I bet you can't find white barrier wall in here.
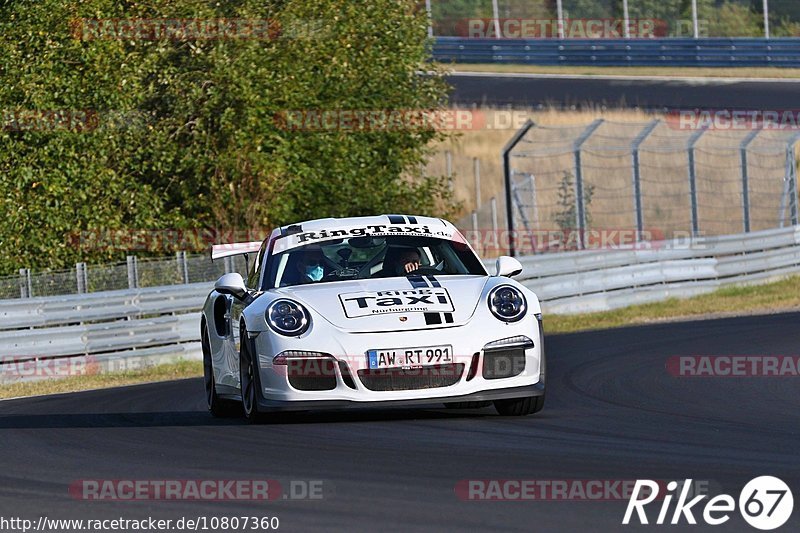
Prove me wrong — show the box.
[507,226,800,314]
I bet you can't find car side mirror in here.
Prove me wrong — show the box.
[494,256,523,277]
[214,273,249,301]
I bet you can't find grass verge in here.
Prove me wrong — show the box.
[3,276,800,399]
[0,359,203,400]
[443,63,800,79]
[545,275,800,334]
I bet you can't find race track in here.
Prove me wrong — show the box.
[448,72,800,110]
[1,312,798,532]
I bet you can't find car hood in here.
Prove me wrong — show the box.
[273,275,489,332]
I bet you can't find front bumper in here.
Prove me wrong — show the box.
[252,315,545,406]
[256,383,545,412]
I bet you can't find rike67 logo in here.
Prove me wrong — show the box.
[623,477,794,530]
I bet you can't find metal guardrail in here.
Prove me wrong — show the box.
[433,37,800,67]
[0,283,210,384]
[516,226,800,313]
[3,226,800,384]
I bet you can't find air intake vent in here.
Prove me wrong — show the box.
[357,363,464,391]
[287,359,337,391]
[483,349,526,380]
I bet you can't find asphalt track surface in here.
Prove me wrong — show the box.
[448,72,800,110]
[1,312,798,532]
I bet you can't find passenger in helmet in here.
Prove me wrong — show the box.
[295,249,326,283]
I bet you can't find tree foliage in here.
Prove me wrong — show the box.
[0,0,454,274]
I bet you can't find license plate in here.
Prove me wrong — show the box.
[367,345,453,370]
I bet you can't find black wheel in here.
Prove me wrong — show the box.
[203,329,240,418]
[239,331,266,423]
[444,401,492,409]
[493,394,545,416]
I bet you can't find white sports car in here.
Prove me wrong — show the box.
[201,215,545,421]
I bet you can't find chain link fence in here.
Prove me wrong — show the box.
[429,0,800,38]
[449,120,800,257]
[1,253,249,300]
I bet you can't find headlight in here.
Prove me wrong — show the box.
[266,299,310,336]
[488,285,527,322]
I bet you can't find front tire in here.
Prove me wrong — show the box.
[494,394,545,416]
[239,331,265,423]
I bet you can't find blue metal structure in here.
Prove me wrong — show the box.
[433,37,800,67]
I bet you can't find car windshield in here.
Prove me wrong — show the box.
[265,235,485,289]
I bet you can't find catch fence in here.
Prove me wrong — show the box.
[452,119,800,257]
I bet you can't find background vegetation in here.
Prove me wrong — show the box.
[0,0,454,275]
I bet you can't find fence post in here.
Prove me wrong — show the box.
[445,150,453,191]
[76,262,87,294]
[502,119,536,257]
[176,251,189,284]
[573,119,604,250]
[529,173,539,228]
[687,126,708,237]
[127,256,139,289]
[490,196,498,255]
[424,0,433,38]
[783,134,800,227]
[471,210,481,256]
[631,120,660,242]
[555,0,565,39]
[739,128,762,233]
[473,157,481,211]
[622,0,631,39]
[792,143,800,227]
[19,268,31,298]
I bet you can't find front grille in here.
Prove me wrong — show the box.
[287,359,337,391]
[357,363,465,391]
[483,348,526,380]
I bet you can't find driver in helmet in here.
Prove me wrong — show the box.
[379,247,421,277]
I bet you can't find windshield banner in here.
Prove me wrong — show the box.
[272,224,458,254]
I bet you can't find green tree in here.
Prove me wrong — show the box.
[694,0,763,36]
[0,0,454,274]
